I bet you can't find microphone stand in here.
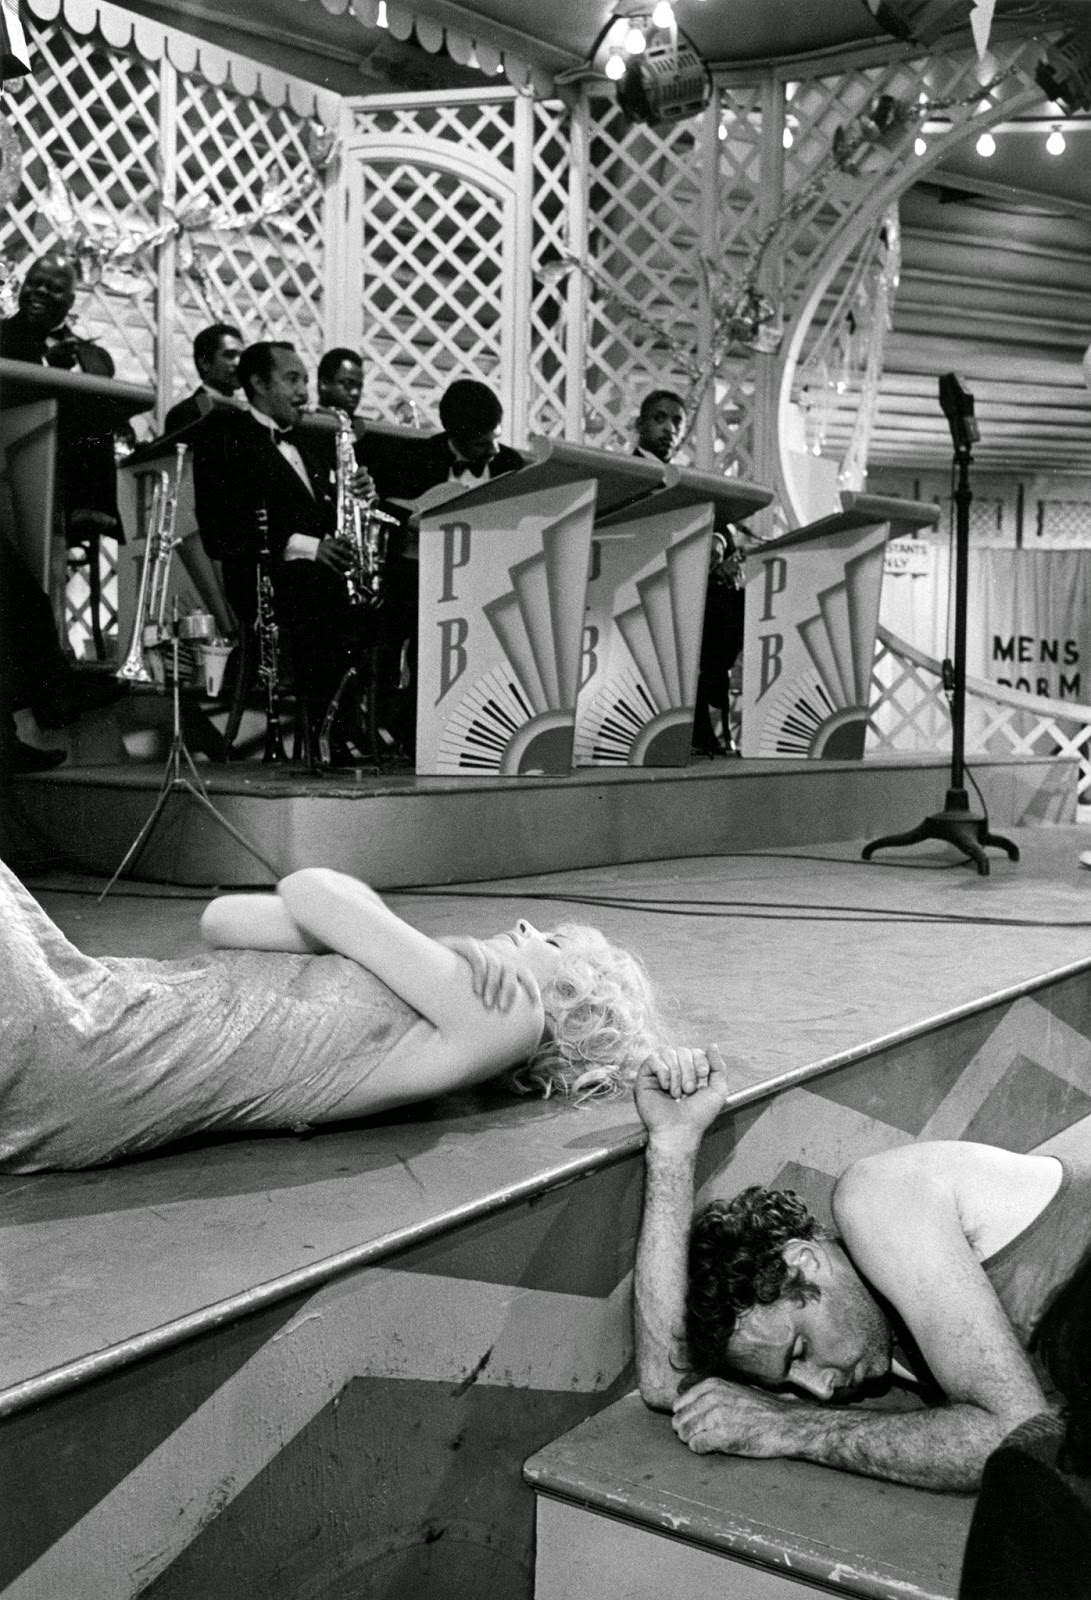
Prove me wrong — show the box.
[862,376,1019,877]
[99,606,281,899]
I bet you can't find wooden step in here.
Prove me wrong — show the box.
[525,1391,975,1600]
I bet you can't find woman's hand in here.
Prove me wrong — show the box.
[443,936,541,1014]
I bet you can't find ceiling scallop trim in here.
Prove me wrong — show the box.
[25,0,344,118]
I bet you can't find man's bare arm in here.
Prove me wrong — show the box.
[830,1147,1051,1484]
[672,1376,1021,1490]
[633,1049,731,1410]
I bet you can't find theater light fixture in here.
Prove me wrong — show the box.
[591,5,712,128]
[1036,34,1091,116]
[859,0,976,47]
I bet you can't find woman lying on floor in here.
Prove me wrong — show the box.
[1,859,685,1172]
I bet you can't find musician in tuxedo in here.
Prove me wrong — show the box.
[163,323,244,435]
[633,389,687,465]
[191,340,372,755]
[631,386,744,756]
[0,253,124,551]
[360,378,524,753]
[317,348,364,418]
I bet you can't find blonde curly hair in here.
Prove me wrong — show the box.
[504,923,667,1102]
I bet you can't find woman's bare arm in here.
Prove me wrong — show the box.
[276,868,544,1108]
[200,892,328,953]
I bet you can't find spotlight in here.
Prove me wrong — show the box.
[1036,34,1091,116]
[615,31,712,127]
[859,0,972,47]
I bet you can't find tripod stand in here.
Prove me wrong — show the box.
[862,375,1018,877]
[99,622,281,900]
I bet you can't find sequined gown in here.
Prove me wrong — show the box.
[0,858,418,1172]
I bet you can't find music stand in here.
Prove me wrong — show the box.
[862,374,1019,876]
[98,609,280,899]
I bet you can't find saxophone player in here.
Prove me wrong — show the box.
[191,341,374,763]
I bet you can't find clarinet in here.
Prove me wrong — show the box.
[255,503,287,765]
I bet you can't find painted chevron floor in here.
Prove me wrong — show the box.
[5,823,1091,1599]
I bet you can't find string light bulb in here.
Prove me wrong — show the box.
[651,1,675,26]
[976,131,996,157]
[625,25,647,54]
[782,126,794,149]
[914,135,927,156]
[604,50,627,80]
[1046,125,1067,155]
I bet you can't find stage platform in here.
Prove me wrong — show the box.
[5,825,1091,1598]
[3,744,1076,887]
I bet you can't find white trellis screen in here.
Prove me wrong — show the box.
[1,0,336,657]
[870,625,1091,810]
[340,93,531,435]
[0,2,1054,659]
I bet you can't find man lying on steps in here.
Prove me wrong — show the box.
[633,1047,1091,1491]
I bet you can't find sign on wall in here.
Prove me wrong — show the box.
[971,549,1091,703]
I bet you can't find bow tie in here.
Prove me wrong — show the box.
[273,425,294,443]
[44,336,79,370]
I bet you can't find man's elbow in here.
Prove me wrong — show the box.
[638,1377,677,1413]
[636,1355,683,1413]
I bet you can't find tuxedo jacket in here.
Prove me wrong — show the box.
[163,390,210,436]
[359,430,524,568]
[0,313,115,379]
[0,314,121,542]
[192,407,336,565]
[360,429,524,508]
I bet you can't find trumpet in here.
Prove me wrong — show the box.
[117,442,188,682]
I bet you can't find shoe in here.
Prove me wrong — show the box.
[2,739,66,775]
[32,671,128,730]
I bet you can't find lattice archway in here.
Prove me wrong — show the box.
[771,38,1049,525]
[338,127,528,435]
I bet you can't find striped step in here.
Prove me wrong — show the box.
[525,1391,974,1600]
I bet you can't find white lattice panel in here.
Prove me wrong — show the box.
[0,1,330,656]
[347,96,523,427]
[3,11,160,384]
[528,98,575,439]
[172,79,326,386]
[869,629,1091,806]
[578,95,707,456]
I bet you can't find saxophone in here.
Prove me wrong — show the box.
[331,407,396,607]
[254,502,287,764]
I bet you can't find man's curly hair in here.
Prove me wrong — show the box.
[685,1186,827,1378]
